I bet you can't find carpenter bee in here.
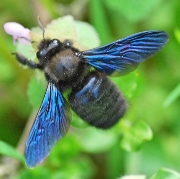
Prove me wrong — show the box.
[13,28,168,168]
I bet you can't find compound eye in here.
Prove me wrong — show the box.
[52,39,59,44]
[37,49,46,58]
[50,39,60,48]
[36,39,61,59]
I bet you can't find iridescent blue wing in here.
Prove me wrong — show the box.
[25,81,71,168]
[82,31,168,76]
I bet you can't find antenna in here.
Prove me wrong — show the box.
[37,15,45,40]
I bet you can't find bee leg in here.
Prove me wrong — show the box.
[12,52,42,69]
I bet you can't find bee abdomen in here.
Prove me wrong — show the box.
[69,72,127,129]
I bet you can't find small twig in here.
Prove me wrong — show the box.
[0,110,37,179]
[16,110,37,153]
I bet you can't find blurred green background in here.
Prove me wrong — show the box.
[1,0,180,179]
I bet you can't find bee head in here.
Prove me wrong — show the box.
[36,39,62,60]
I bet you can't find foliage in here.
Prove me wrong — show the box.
[0,0,180,179]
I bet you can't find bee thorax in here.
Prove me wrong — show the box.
[44,49,80,81]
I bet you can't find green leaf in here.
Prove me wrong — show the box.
[104,0,163,23]
[0,140,24,162]
[16,42,36,61]
[120,120,153,151]
[30,15,100,51]
[48,135,81,166]
[74,20,100,49]
[150,168,180,179]
[0,58,15,81]
[49,157,95,179]
[111,72,138,99]
[71,111,88,128]
[119,175,146,179]
[27,77,46,109]
[174,28,180,44]
[18,167,51,179]
[75,127,118,153]
[163,83,180,108]
[89,0,112,44]
[44,15,78,43]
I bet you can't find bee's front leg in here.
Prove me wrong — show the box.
[12,52,43,69]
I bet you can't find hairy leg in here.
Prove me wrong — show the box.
[12,52,42,69]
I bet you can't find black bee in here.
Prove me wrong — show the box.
[13,30,168,168]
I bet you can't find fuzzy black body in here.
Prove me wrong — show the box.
[37,39,90,90]
[37,39,127,128]
[13,30,168,167]
[69,72,127,128]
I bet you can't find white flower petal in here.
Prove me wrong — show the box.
[4,22,31,45]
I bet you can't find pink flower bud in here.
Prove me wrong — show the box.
[4,22,31,45]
